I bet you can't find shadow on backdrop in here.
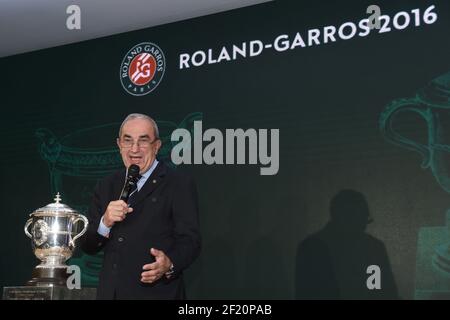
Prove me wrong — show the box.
[295,189,399,299]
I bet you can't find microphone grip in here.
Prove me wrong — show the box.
[120,187,131,202]
[119,179,138,203]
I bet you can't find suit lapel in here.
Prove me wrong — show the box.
[131,161,167,207]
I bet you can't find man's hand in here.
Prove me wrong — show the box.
[102,200,133,228]
[141,248,173,283]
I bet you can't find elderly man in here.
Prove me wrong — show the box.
[81,113,201,300]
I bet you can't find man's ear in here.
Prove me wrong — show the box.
[116,138,121,149]
[155,139,162,154]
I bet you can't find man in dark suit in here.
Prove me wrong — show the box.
[81,113,201,299]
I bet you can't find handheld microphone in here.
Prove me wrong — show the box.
[119,164,141,203]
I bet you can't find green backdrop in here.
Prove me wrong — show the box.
[1,0,450,299]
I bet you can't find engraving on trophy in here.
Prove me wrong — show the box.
[2,286,97,300]
[35,113,202,286]
[3,287,52,300]
[380,71,450,298]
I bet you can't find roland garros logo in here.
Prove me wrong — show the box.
[120,42,166,96]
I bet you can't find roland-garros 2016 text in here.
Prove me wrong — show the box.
[179,4,438,69]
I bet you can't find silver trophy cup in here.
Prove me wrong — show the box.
[24,193,88,286]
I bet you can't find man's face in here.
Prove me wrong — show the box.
[117,118,161,174]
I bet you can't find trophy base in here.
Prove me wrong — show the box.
[3,286,97,300]
[415,226,450,299]
[27,267,68,287]
[432,243,450,276]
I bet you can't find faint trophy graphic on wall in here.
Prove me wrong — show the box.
[36,112,202,286]
[24,193,88,286]
[380,71,450,299]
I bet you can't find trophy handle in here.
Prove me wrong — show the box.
[24,218,33,239]
[70,215,89,247]
[379,97,432,169]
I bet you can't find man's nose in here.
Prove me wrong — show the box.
[131,142,140,152]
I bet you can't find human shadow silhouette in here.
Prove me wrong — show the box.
[295,189,399,299]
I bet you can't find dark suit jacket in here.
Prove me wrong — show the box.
[81,161,201,299]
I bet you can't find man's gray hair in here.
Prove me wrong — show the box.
[118,113,160,139]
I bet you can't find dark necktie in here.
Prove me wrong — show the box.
[127,175,142,206]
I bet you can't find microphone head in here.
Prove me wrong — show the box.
[128,164,140,178]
